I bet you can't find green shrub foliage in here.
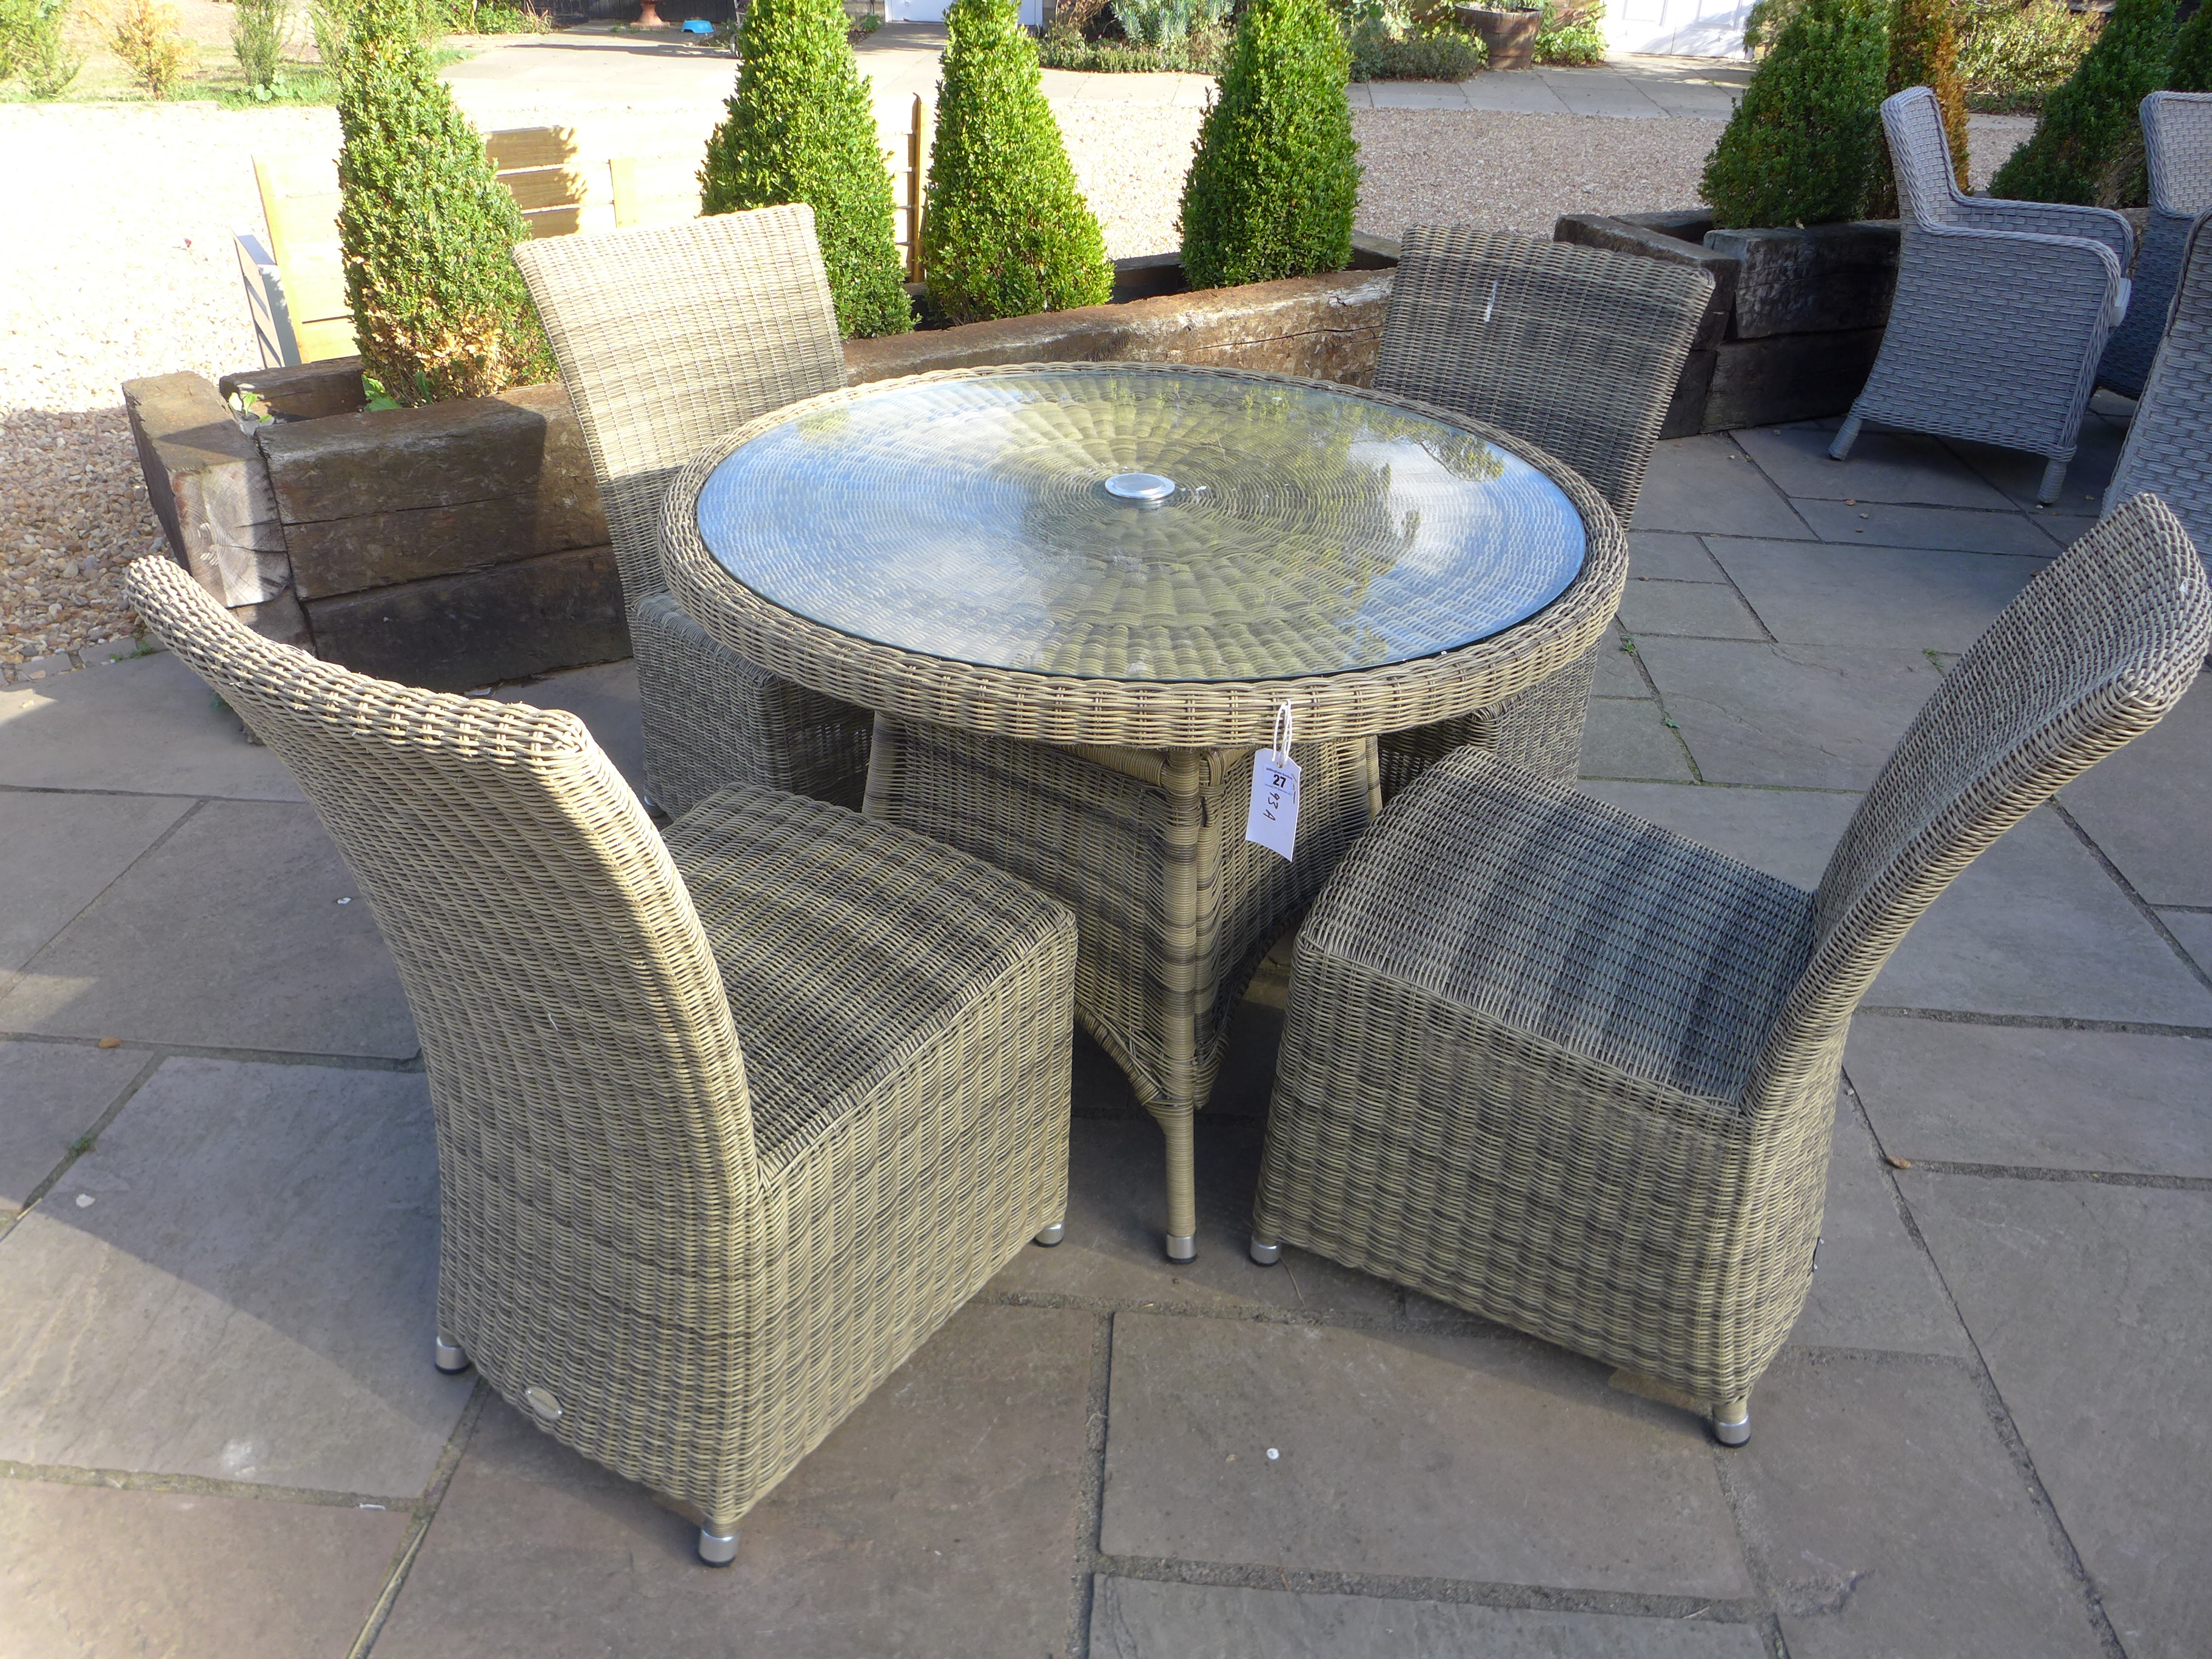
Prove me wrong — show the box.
[0,0,81,96]
[1700,0,1888,227]
[335,0,554,404]
[1890,0,1970,184]
[699,0,912,337]
[2167,0,2212,89]
[1989,0,2173,201]
[922,0,1113,323]
[1179,0,1361,289]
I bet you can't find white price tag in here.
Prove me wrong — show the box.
[1244,703,1301,861]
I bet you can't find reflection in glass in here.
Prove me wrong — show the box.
[698,368,1586,682]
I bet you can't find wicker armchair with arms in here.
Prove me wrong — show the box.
[1832,86,2134,504]
[1370,227,1714,795]
[2099,92,2212,400]
[512,204,874,817]
[2106,213,2212,566]
[1248,494,2210,1446]
[124,555,1079,1567]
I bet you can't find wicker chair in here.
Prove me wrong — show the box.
[2099,92,2212,400]
[2106,216,2212,561]
[124,555,1078,1567]
[1249,494,2210,1446]
[1370,228,1714,795]
[1833,86,2134,504]
[512,204,873,817]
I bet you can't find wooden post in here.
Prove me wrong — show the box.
[905,93,925,282]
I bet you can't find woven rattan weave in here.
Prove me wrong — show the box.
[2099,93,2212,400]
[662,361,1625,1258]
[2106,215,2212,563]
[124,554,1078,1563]
[1368,227,1712,793]
[1834,87,2134,504]
[1252,494,2210,1441]
[512,204,873,815]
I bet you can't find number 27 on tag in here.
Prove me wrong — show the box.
[1245,702,1301,860]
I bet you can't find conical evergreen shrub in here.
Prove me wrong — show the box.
[1178,0,1359,290]
[1989,0,2173,203]
[1701,0,1888,228]
[699,0,911,337]
[2168,0,2212,89]
[335,0,554,405]
[1889,0,1969,186]
[922,0,1113,324]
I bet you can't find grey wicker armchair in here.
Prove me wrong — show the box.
[2106,217,2212,561]
[1371,227,1714,794]
[512,204,873,816]
[124,554,1078,1567]
[2099,92,2212,400]
[1833,86,2134,504]
[1250,494,2210,1446]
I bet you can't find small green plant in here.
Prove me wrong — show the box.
[1114,0,1229,45]
[699,0,913,336]
[1036,16,1226,68]
[336,0,554,403]
[1700,0,1888,227]
[233,0,288,92]
[1989,0,2171,203]
[1533,0,1606,65]
[1180,0,1361,289]
[854,8,879,30]
[2168,0,2212,89]
[1338,1,1486,80]
[108,0,190,96]
[1,0,82,96]
[922,0,1113,323]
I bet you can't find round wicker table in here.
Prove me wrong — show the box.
[662,363,1628,1260]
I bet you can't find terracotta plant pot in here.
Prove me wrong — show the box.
[1455,4,1538,71]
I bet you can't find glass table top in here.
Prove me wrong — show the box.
[696,367,1587,682]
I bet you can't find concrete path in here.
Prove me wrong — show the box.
[3,401,2209,1655]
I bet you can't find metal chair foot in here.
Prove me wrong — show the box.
[1033,1221,1066,1247]
[1164,1232,1197,1263]
[432,1336,469,1375]
[1711,1399,1751,1447]
[697,1526,739,1566]
[1248,1238,1282,1265]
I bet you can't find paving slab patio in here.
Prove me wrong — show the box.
[0,1481,410,1658]
[370,1303,1098,1659]
[1906,1176,2212,1659]
[1086,1578,1771,1657]
[0,1057,468,1496]
[2,411,2206,1655]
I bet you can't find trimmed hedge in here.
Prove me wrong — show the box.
[699,0,913,337]
[922,0,1113,323]
[335,0,554,405]
[1701,0,1888,229]
[1179,0,1362,289]
[1989,0,2173,203]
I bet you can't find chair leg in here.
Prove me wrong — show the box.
[1160,1107,1198,1262]
[2037,455,2070,505]
[1711,1396,1752,1447]
[432,1335,469,1375]
[697,1526,740,1567]
[1033,1221,1066,1247]
[1248,1238,1282,1265]
[1828,415,1862,461]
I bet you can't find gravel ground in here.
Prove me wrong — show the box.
[4,90,2028,675]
